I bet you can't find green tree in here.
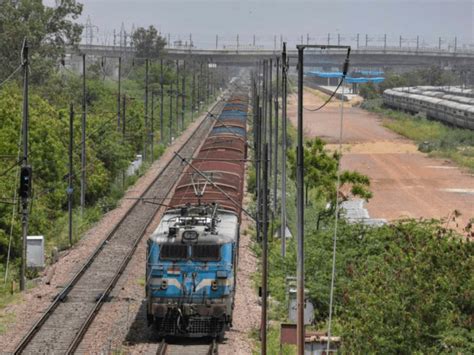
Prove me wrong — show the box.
[288,138,372,206]
[0,0,83,83]
[132,25,167,59]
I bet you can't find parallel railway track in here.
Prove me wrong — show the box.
[14,99,225,354]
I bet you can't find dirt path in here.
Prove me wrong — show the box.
[288,90,474,230]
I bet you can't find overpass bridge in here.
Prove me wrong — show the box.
[68,44,474,71]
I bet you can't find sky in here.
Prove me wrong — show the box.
[45,0,473,49]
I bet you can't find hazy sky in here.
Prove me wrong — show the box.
[45,0,473,48]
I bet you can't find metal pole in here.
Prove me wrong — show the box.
[20,39,29,291]
[122,94,126,189]
[357,33,360,49]
[160,58,164,143]
[327,33,330,46]
[176,60,180,131]
[207,61,210,102]
[281,42,288,256]
[255,98,261,244]
[169,83,173,143]
[274,57,279,213]
[182,61,186,129]
[216,34,218,50]
[416,35,419,51]
[268,58,273,185]
[261,143,269,355]
[68,104,74,247]
[366,34,368,47]
[117,57,121,129]
[192,63,196,120]
[81,54,86,215]
[384,34,387,51]
[144,58,149,161]
[296,45,305,355]
[151,92,155,161]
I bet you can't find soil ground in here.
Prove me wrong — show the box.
[288,89,474,230]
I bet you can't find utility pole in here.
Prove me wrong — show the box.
[274,57,279,213]
[268,58,273,189]
[439,37,442,50]
[20,39,30,291]
[144,58,149,161]
[384,34,387,51]
[357,33,360,49]
[281,42,288,256]
[206,62,210,102]
[454,36,457,52]
[306,33,309,45]
[399,35,402,48]
[81,54,86,215]
[261,143,269,355]
[199,61,203,109]
[151,92,155,161]
[253,34,256,47]
[160,58,164,143]
[255,102,262,244]
[181,61,186,130]
[176,60,180,131]
[68,104,74,247]
[416,35,419,51]
[296,45,305,355]
[236,34,239,51]
[216,34,218,50]
[169,82,173,143]
[327,33,330,46]
[192,63,196,121]
[366,34,368,47]
[117,57,121,129]
[122,94,126,190]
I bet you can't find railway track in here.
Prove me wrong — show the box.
[156,338,218,355]
[13,98,226,355]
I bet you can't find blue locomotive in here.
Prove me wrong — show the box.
[146,204,238,338]
[146,94,248,338]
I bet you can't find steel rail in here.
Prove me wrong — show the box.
[13,97,226,355]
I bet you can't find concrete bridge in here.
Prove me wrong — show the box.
[68,44,474,71]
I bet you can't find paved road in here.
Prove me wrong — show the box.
[288,89,474,231]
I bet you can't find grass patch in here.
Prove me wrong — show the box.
[362,99,474,172]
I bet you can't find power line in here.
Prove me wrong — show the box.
[0,64,23,88]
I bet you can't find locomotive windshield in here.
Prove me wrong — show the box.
[159,244,188,260]
[191,244,220,261]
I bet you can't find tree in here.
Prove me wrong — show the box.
[288,138,372,206]
[0,0,83,83]
[132,25,167,58]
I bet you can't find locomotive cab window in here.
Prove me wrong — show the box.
[192,244,220,261]
[160,244,188,260]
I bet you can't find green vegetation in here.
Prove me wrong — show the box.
[0,1,223,330]
[249,91,473,353]
[362,99,474,172]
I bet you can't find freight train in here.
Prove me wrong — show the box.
[145,92,248,339]
[382,86,474,130]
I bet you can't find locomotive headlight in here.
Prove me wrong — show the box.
[216,270,227,279]
[161,280,168,290]
[211,280,218,291]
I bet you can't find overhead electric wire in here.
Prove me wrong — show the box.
[0,64,23,88]
[326,81,346,353]
[303,78,344,112]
